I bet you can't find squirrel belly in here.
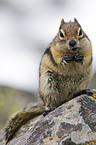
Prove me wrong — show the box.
[5,18,92,144]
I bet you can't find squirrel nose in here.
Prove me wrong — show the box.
[69,40,76,47]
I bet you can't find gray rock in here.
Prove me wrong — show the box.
[1,90,96,145]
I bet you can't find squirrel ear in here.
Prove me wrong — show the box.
[74,18,81,27]
[74,18,78,23]
[59,18,65,30]
[61,18,65,25]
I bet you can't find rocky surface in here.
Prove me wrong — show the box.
[0,89,96,145]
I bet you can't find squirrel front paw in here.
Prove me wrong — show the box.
[62,54,84,65]
[63,54,73,63]
[73,54,84,63]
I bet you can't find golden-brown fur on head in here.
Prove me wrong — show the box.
[60,19,80,39]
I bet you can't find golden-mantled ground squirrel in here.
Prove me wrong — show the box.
[5,18,93,143]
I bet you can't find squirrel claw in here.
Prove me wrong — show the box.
[73,54,84,63]
[63,55,73,63]
[43,107,57,117]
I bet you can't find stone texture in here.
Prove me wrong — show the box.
[1,90,96,145]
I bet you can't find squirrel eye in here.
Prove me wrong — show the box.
[78,28,83,37]
[59,30,65,40]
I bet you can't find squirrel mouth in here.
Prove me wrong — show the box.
[71,47,78,52]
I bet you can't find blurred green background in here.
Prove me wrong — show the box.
[0,86,39,129]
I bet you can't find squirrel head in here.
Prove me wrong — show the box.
[52,18,91,55]
[59,18,82,39]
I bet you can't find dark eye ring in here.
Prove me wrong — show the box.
[60,31,64,38]
[59,30,65,40]
[78,28,83,37]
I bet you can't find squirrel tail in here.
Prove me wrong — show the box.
[5,103,45,144]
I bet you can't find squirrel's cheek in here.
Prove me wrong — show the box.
[79,38,90,51]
